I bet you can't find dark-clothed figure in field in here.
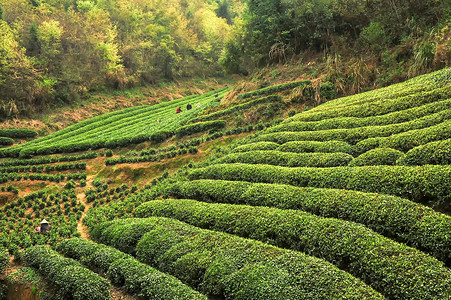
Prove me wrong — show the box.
[187,103,192,110]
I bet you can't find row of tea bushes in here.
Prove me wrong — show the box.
[355,119,451,153]
[175,120,226,137]
[164,180,451,265]
[105,147,197,166]
[0,162,86,174]
[0,137,14,146]
[214,150,353,167]
[0,172,86,184]
[135,199,451,299]
[398,139,451,165]
[24,245,111,300]
[91,218,383,299]
[280,98,451,130]
[236,80,311,100]
[293,85,451,122]
[349,148,405,166]
[189,95,283,123]
[0,128,38,139]
[253,109,451,145]
[312,69,450,110]
[189,164,451,208]
[56,238,208,300]
[0,152,97,167]
[233,140,355,155]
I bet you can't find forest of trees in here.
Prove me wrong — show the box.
[0,0,449,118]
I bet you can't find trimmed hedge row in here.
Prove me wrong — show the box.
[57,238,207,300]
[355,119,451,153]
[0,162,86,174]
[232,141,279,153]
[292,85,451,122]
[253,109,451,145]
[189,164,451,210]
[276,140,354,154]
[349,148,405,166]
[0,128,38,138]
[24,245,111,300]
[0,152,97,167]
[0,137,14,146]
[397,138,451,165]
[189,95,284,123]
[280,98,451,130]
[0,248,8,275]
[214,150,353,167]
[237,80,311,100]
[135,199,451,299]
[92,218,382,299]
[164,180,451,265]
[175,120,226,138]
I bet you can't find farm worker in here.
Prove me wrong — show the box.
[187,103,192,110]
[176,107,182,113]
[196,102,201,108]
[215,91,219,101]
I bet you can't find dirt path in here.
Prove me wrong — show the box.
[76,175,95,240]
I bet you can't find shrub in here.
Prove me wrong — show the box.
[24,245,111,300]
[165,179,451,265]
[0,247,8,275]
[349,148,405,166]
[105,149,113,157]
[135,199,451,299]
[215,150,353,167]
[57,238,207,299]
[189,164,451,211]
[175,120,226,138]
[397,138,451,165]
[92,218,382,299]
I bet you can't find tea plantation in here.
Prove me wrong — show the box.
[1,69,450,299]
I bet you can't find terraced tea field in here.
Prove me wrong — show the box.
[1,69,451,299]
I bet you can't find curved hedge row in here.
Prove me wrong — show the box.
[349,148,405,166]
[164,180,451,265]
[0,128,38,139]
[0,152,97,167]
[237,80,311,100]
[231,141,280,152]
[189,95,284,123]
[276,140,354,154]
[291,85,451,122]
[24,245,111,300]
[57,238,207,300]
[214,150,353,167]
[175,120,226,137]
[0,137,14,146]
[92,218,382,299]
[397,138,451,165]
[355,119,451,153]
[253,109,451,145]
[189,164,451,210]
[135,199,451,299]
[279,98,451,131]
